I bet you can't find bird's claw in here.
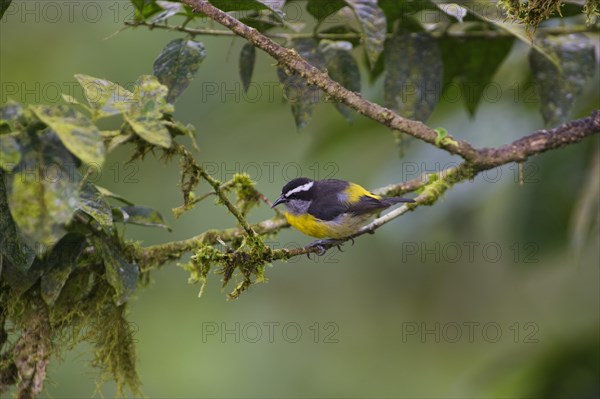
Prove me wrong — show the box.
[307,239,346,256]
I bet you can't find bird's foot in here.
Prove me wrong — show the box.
[307,238,346,256]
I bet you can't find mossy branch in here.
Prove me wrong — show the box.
[170,143,256,237]
[134,111,599,270]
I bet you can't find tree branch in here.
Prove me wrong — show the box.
[473,110,600,168]
[134,110,599,267]
[172,143,256,237]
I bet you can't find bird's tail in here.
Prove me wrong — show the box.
[380,196,415,206]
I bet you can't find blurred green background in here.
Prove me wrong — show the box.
[2,2,599,398]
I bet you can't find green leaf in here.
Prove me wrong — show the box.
[0,171,35,271]
[95,185,135,205]
[239,43,256,93]
[74,74,134,119]
[1,0,13,19]
[125,75,173,148]
[530,34,596,127]
[345,0,387,68]
[439,36,514,116]
[384,32,442,122]
[0,132,22,171]
[434,127,447,146]
[433,127,457,149]
[40,233,87,305]
[112,206,171,231]
[93,237,139,305]
[320,40,361,122]
[379,0,438,26]
[78,181,113,229]
[153,39,206,103]
[277,39,326,129]
[124,115,172,148]
[306,0,346,23]
[131,0,163,20]
[149,1,184,23]
[5,132,82,248]
[30,104,105,166]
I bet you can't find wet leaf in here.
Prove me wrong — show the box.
[320,40,361,122]
[436,3,467,22]
[530,34,596,127]
[79,181,113,229]
[384,32,442,122]
[239,43,256,93]
[440,36,514,116]
[149,1,184,23]
[93,237,139,305]
[74,74,134,118]
[345,0,387,68]
[95,185,135,205]
[40,233,87,305]
[125,75,173,148]
[306,0,346,23]
[31,104,105,166]
[112,205,171,231]
[125,115,172,148]
[5,132,81,248]
[277,39,326,129]
[0,132,22,171]
[261,0,285,12]
[153,38,206,103]
[131,0,163,20]
[0,171,35,270]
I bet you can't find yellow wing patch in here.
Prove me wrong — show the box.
[344,183,381,203]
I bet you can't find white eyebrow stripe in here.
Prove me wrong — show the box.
[285,181,314,197]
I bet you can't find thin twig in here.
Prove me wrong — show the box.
[124,20,600,40]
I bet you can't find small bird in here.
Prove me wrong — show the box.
[272,177,414,246]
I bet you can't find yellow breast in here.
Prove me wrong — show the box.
[285,212,372,239]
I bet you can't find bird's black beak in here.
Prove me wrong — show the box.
[271,195,285,208]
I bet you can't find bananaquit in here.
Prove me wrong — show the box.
[272,177,414,240]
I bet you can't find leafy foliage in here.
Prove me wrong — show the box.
[277,39,326,129]
[239,43,257,93]
[320,40,361,122]
[384,32,442,122]
[530,33,597,127]
[153,38,206,103]
[440,36,515,116]
[0,73,176,397]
